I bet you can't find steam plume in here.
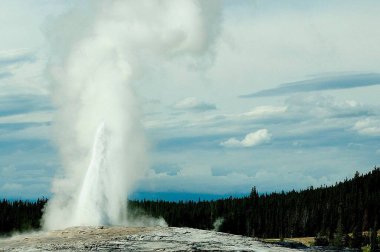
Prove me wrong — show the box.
[42,0,221,230]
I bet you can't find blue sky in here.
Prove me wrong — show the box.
[1,0,380,200]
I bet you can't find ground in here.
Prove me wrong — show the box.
[0,226,312,251]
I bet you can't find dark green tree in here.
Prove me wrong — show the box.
[370,222,379,252]
[333,216,344,248]
[351,225,363,249]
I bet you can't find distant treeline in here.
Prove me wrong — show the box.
[0,198,46,235]
[130,167,380,241]
[0,167,379,246]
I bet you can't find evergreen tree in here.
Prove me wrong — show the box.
[370,222,379,252]
[333,216,344,248]
[351,225,363,249]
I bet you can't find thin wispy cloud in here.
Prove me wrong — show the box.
[241,73,380,98]
[0,111,52,124]
[239,106,287,118]
[173,97,216,112]
[0,95,52,116]
[0,49,36,67]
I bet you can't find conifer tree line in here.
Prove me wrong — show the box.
[130,168,380,243]
[0,167,379,249]
[0,198,46,235]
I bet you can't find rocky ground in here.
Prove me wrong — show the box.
[1,226,358,251]
[0,226,313,251]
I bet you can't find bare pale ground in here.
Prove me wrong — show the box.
[0,226,311,251]
[264,237,315,246]
[286,238,314,246]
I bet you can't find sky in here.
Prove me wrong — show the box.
[1,0,380,200]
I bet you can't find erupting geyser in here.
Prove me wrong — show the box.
[74,122,121,226]
[42,0,222,230]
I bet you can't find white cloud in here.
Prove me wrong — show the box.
[285,94,369,119]
[353,118,380,136]
[221,129,272,148]
[240,106,287,118]
[173,97,216,112]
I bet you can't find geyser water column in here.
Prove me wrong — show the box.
[43,0,222,230]
[74,122,115,226]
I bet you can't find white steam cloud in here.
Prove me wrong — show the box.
[43,0,221,230]
[213,217,224,231]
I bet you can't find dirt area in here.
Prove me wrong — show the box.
[264,237,315,247]
[0,226,309,251]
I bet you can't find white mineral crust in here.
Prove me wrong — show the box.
[0,226,312,251]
